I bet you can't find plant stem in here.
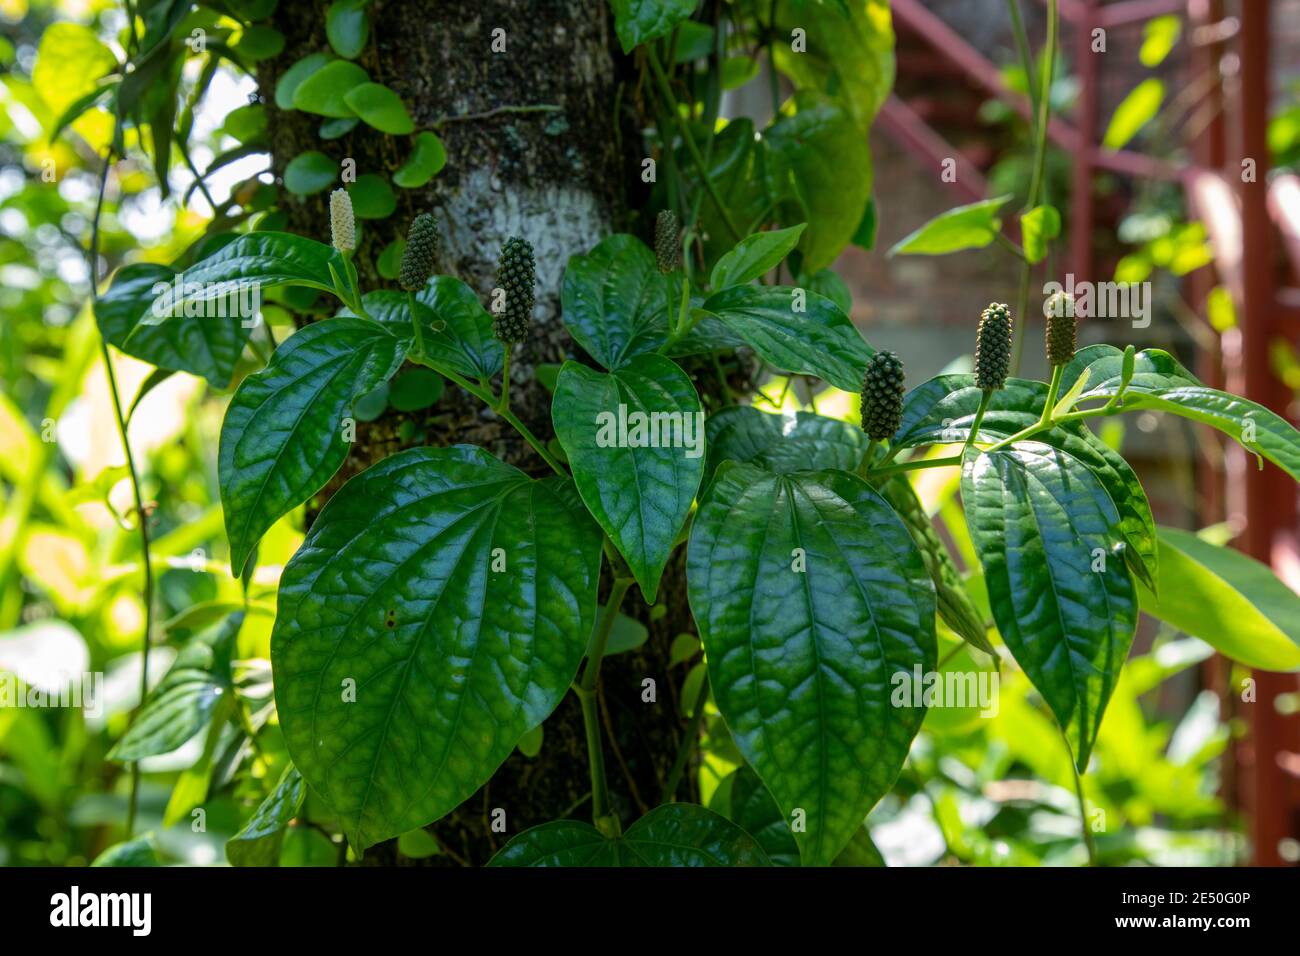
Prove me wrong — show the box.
[576,574,634,832]
[660,672,710,804]
[407,353,567,477]
[1009,0,1058,377]
[1039,363,1064,427]
[646,48,742,242]
[961,389,993,459]
[497,344,512,414]
[406,291,426,361]
[88,152,154,838]
[1004,0,1040,122]
[1063,727,1098,866]
[869,453,964,478]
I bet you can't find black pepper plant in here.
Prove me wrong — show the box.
[79,0,1300,868]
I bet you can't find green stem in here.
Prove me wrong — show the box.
[577,575,634,832]
[1010,0,1058,378]
[1004,0,1040,123]
[89,152,153,838]
[1063,727,1098,866]
[660,672,710,804]
[406,291,426,361]
[661,276,695,353]
[409,353,567,477]
[497,344,512,414]
[646,49,742,242]
[961,389,994,460]
[869,453,964,478]
[1039,363,1064,427]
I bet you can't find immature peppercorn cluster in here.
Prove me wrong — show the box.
[329,189,355,254]
[860,350,906,442]
[655,209,680,274]
[1044,291,1077,367]
[494,236,535,344]
[399,213,439,292]
[974,302,1013,391]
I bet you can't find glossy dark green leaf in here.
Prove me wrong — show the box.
[90,836,160,867]
[226,766,306,867]
[132,232,343,333]
[610,0,697,53]
[687,463,936,865]
[220,317,406,575]
[962,442,1138,769]
[95,262,252,388]
[1140,527,1300,671]
[725,764,885,866]
[488,803,771,866]
[108,613,241,762]
[552,354,704,601]
[704,405,869,482]
[895,373,1158,590]
[1061,345,1300,483]
[561,234,671,371]
[877,474,995,656]
[346,279,503,380]
[764,94,872,272]
[272,446,603,848]
[699,285,873,391]
[710,224,806,291]
[326,0,369,59]
[728,766,799,865]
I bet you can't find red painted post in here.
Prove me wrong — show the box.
[1235,0,1296,867]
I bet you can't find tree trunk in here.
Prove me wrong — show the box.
[261,0,696,864]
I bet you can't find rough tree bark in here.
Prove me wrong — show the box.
[261,0,700,864]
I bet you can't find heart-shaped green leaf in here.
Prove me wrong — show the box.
[704,405,869,481]
[131,232,343,332]
[962,442,1138,769]
[272,446,603,849]
[326,0,369,59]
[488,803,771,866]
[552,353,704,602]
[764,94,873,272]
[561,234,671,371]
[292,59,369,117]
[710,224,807,291]
[226,766,306,867]
[284,149,336,195]
[393,131,447,188]
[95,262,253,388]
[275,52,331,110]
[344,278,503,380]
[1140,527,1300,671]
[220,317,406,576]
[699,285,873,392]
[687,463,935,865]
[1021,204,1061,264]
[895,373,1158,591]
[349,173,396,219]
[343,82,414,134]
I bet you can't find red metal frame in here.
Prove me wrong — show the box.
[884,0,1300,866]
